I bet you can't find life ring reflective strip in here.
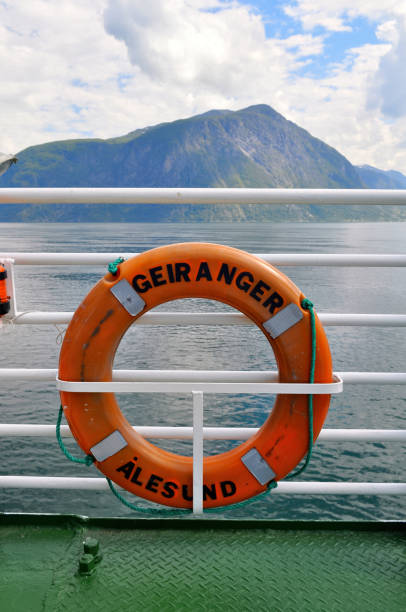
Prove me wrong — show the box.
[59,243,332,509]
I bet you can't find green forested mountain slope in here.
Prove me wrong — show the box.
[1,105,405,222]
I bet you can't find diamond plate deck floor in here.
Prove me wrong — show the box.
[0,516,405,612]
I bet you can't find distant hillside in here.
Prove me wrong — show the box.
[355,165,406,189]
[1,105,405,222]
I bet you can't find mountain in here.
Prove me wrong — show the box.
[355,165,406,189]
[1,105,405,222]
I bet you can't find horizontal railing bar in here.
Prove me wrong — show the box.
[0,424,405,442]
[1,187,406,206]
[317,429,406,442]
[335,372,406,384]
[1,369,405,385]
[319,313,406,326]
[8,311,406,327]
[2,252,406,267]
[1,475,405,495]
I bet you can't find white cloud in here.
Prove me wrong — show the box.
[284,1,406,32]
[0,0,405,173]
[104,0,297,94]
[0,0,130,151]
[282,1,406,167]
[369,16,406,119]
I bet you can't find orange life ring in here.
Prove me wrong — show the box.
[59,243,332,508]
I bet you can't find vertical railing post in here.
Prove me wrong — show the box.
[192,390,204,515]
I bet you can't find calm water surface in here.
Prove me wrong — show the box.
[0,222,405,520]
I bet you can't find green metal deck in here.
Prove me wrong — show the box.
[0,515,405,611]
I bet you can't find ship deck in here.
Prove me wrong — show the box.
[1,515,405,611]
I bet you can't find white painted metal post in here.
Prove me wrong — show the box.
[192,391,204,515]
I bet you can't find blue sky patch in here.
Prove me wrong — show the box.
[71,78,88,89]
[234,2,380,79]
[117,73,133,92]
[297,16,379,79]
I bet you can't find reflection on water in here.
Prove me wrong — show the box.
[0,222,405,520]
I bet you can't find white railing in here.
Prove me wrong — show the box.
[3,252,406,266]
[1,187,406,514]
[1,186,406,205]
[1,252,406,327]
[0,476,404,497]
[4,311,406,326]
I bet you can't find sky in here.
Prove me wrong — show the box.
[1,0,406,172]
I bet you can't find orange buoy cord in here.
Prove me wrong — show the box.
[59,243,333,509]
[0,265,10,316]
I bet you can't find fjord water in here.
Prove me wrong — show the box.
[1,221,405,520]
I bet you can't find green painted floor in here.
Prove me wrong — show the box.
[0,516,405,612]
